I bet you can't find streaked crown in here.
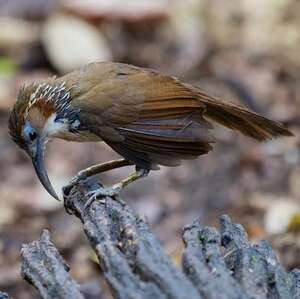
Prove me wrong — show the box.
[9,81,75,151]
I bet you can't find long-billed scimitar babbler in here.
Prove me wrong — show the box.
[9,62,293,200]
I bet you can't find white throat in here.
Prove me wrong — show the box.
[43,113,69,137]
[42,112,100,142]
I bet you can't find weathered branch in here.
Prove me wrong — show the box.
[182,219,250,299]
[18,179,300,299]
[63,180,201,299]
[21,230,85,299]
[182,215,300,299]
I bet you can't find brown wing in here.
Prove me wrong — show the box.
[71,63,215,169]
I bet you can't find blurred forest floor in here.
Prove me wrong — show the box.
[0,0,299,298]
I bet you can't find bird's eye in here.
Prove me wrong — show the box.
[29,131,37,141]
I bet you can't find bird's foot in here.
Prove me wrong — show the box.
[71,172,88,186]
[84,184,122,210]
[63,173,88,196]
[86,183,122,198]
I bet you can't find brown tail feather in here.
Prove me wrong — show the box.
[195,89,293,141]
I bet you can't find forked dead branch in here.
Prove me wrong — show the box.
[16,180,300,299]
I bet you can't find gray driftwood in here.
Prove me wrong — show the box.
[21,230,85,299]
[64,180,201,299]
[16,179,300,299]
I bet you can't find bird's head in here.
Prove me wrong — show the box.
[9,81,79,200]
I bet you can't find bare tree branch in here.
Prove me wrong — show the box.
[21,230,85,299]
[182,215,300,299]
[63,180,202,299]
[16,179,300,299]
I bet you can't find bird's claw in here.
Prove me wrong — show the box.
[70,172,87,186]
[86,184,122,198]
[84,184,122,210]
[63,173,87,197]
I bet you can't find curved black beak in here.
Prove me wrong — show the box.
[31,138,60,201]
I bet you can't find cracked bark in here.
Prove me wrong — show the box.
[21,230,85,299]
[13,179,300,299]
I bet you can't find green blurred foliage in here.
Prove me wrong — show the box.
[0,56,17,77]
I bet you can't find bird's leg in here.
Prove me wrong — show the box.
[69,159,134,184]
[84,168,149,208]
[63,159,134,201]
[112,167,150,191]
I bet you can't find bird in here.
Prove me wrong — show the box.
[9,62,293,201]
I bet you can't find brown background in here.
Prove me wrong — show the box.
[0,0,299,298]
